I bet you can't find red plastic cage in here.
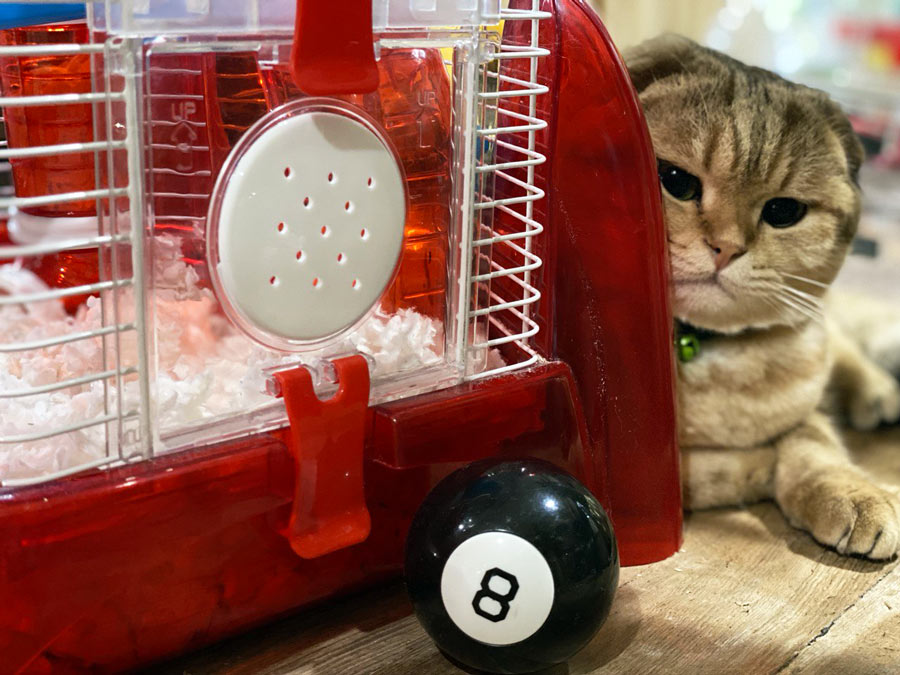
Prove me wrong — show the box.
[0,0,680,671]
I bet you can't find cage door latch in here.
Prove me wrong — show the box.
[290,0,379,95]
[272,355,372,559]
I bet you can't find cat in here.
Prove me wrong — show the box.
[623,34,900,560]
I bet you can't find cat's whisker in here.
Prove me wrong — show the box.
[757,280,824,320]
[781,272,830,290]
[776,278,822,295]
[780,285,824,310]
[779,288,823,312]
[778,281,824,303]
[760,295,786,319]
[785,285,822,306]
[739,275,822,332]
[764,282,824,323]
[774,292,823,324]
[777,302,820,325]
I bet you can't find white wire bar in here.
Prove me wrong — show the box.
[476,139,546,173]
[0,323,136,354]
[0,91,125,108]
[471,245,541,282]
[0,186,128,210]
[0,366,137,399]
[0,411,140,445]
[0,278,132,305]
[1,456,122,489]
[0,43,106,57]
[0,139,126,160]
[0,233,130,258]
[473,170,545,210]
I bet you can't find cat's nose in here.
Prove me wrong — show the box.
[705,239,746,271]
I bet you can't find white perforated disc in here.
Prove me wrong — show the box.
[209,101,406,349]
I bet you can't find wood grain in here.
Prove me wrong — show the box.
[568,506,896,675]
[781,571,900,674]
[777,426,900,675]
[154,428,900,675]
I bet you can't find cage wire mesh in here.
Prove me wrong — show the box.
[467,3,547,379]
[0,2,548,487]
[0,30,149,487]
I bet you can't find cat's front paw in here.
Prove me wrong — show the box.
[782,470,900,560]
[847,366,900,431]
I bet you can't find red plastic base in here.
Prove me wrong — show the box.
[0,362,600,673]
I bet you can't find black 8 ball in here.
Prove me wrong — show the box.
[404,459,619,674]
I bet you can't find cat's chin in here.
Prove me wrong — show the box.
[672,278,787,334]
[672,277,732,315]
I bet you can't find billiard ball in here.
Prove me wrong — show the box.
[404,458,619,674]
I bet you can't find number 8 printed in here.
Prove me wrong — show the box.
[472,568,519,622]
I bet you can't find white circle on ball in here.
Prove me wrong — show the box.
[210,105,406,348]
[440,531,555,646]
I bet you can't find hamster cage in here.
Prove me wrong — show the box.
[0,0,681,670]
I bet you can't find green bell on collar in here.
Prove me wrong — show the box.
[676,333,700,363]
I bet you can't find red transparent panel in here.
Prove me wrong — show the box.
[0,22,95,217]
[375,48,452,320]
[0,218,13,264]
[0,22,100,312]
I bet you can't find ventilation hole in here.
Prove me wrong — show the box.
[327,172,335,183]
[337,253,344,263]
[269,275,278,286]
[296,250,304,261]
[367,177,373,188]
[284,167,291,178]
[360,228,369,240]
[321,225,329,236]
[352,279,360,289]
[313,277,321,288]
[277,222,285,233]
[303,196,310,208]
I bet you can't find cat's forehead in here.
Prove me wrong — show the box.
[645,76,848,195]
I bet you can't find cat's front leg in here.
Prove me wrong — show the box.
[775,411,900,559]
[682,445,776,510]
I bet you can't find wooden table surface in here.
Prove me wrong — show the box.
[153,427,900,675]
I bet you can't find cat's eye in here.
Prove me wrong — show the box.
[657,161,702,201]
[761,198,808,228]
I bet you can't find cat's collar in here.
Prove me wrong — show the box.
[676,320,804,362]
[675,320,730,363]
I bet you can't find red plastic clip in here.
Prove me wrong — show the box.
[291,0,379,95]
[272,355,372,559]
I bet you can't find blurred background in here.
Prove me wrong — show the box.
[592,0,900,304]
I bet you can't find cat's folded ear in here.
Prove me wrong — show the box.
[828,106,865,186]
[622,33,702,94]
